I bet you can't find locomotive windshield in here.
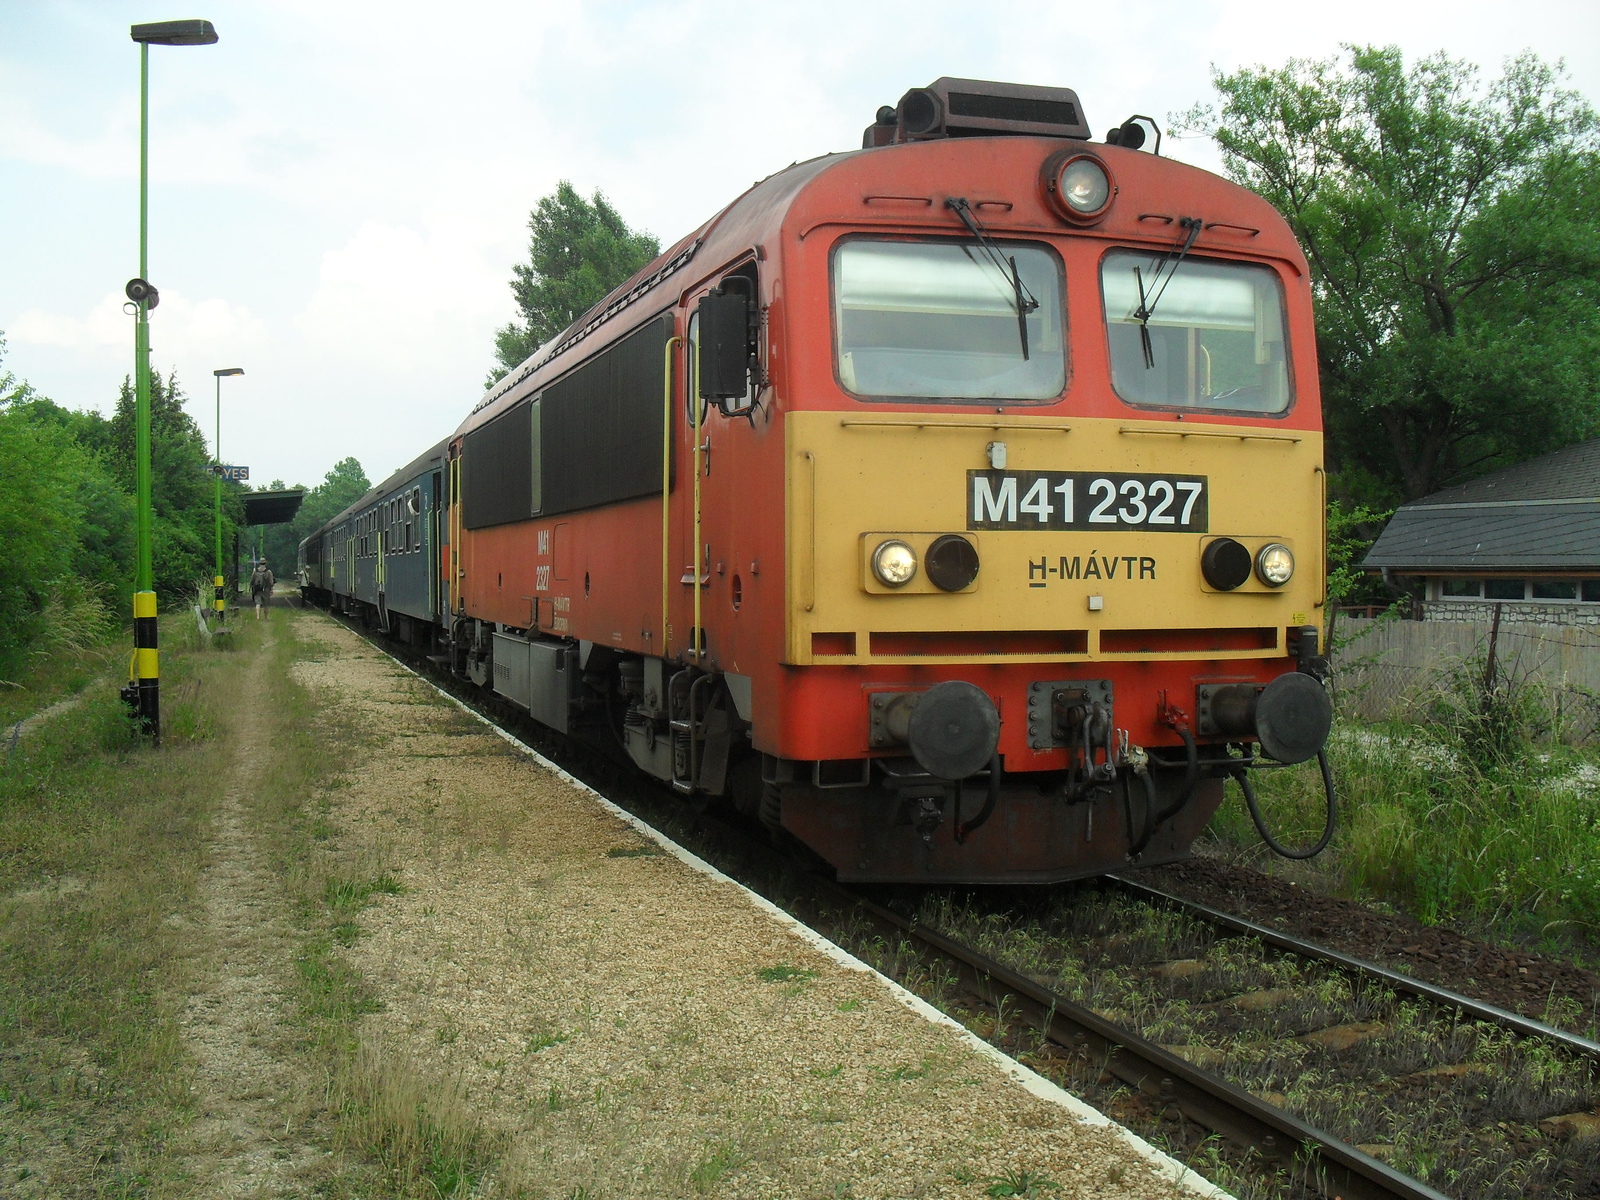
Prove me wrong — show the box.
[832,238,1066,402]
[1101,251,1291,414]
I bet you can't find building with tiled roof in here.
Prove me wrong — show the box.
[1362,438,1600,623]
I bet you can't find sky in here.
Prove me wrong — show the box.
[3,0,1598,492]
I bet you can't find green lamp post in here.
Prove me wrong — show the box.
[123,18,218,742]
[212,368,243,625]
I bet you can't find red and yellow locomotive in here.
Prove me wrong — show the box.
[304,78,1334,883]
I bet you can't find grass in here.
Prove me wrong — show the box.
[687,1138,748,1192]
[0,583,120,728]
[526,1028,570,1054]
[985,1168,1060,1197]
[0,603,503,1196]
[1206,658,1600,950]
[0,611,248,1193]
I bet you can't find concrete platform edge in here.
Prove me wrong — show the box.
[387,649,1232,1199]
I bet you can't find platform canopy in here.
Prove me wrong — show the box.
[242,488,305,526]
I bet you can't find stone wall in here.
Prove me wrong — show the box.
[1421,601,1600,627]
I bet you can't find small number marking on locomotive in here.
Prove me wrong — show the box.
[968,470,1207,532]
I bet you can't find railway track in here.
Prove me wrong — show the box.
[1111,875,1600,1060]
[327,608,1599,1200]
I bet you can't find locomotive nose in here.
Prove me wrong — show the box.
[907,681,1002,779]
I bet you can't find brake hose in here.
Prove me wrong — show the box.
[954,751,1001,844]
[1234,749,1337,860]
[1124,768,1158,857]
[1153,724,1198,823]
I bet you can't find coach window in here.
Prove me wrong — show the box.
[832,237,1066,403]
[1102,251,1291,414]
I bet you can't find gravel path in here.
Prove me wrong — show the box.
[295,612,1225,1200]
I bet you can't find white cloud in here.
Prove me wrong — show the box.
[10,290,265,357]
[292,219,510,367]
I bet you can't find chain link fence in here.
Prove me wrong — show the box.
[1330,609,1600,742]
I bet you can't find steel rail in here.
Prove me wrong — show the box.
[1109,874,1600,1060]
[832,884,1452,1200]
[324,610,1450,1200]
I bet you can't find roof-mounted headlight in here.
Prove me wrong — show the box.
[1042,151,1115,223]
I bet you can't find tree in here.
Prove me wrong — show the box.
[108,369,243,604]
[263,457,372,579]
[1183,47,1600,503]
[490,181,660,383]
[0,335,128,672]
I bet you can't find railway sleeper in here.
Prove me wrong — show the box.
[844,892,1451,1200]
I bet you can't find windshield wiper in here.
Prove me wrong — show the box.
[1134,215,1203,369]
[946,196,1039,361]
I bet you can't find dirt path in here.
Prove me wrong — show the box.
[174,629,328,1194]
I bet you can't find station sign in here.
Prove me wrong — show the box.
[212,464,250,481]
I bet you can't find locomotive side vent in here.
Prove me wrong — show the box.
[863,77,1092,148]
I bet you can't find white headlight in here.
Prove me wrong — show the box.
[872,540,918,587]
[1058,158,1111,214]
[1256,543,1295,587]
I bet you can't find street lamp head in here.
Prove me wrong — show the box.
[214,367,244,377]
[131,19,218,46]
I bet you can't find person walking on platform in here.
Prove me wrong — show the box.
[250,562,275,619]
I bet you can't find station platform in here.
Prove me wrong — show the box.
[293,611,1226,1199]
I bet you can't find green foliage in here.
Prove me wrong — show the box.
[986,1169,1060,1197]
[0,333,251,672]
[1183,47,1600,502]
[1326,498,1393,606]
[490,181,660,383]
[1212,713,1600,938]
[108,369,246,603]
[0,340,130,673]
[261,456,371,579]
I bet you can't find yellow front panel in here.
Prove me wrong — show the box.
[784,411,1324,665]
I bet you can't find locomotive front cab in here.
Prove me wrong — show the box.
[769,107,1332,882]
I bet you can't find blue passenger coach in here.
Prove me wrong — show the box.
[298,439,449,643]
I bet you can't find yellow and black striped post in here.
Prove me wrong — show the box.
[124,20,218,741]
[215,574,225,619]
[132,589,159,741]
